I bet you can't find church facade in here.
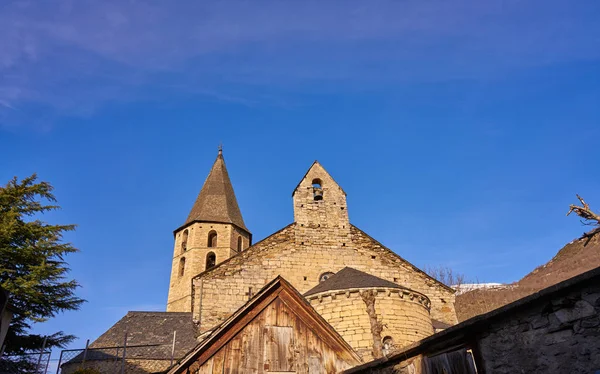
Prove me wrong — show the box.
[166,150,457,362]
[64,150,459,373]
[61,150,600,374]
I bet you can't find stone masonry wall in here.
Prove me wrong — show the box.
[293,161,350,229]
[167,222,250,312]
[308,287,433,361]
[193,223,456,332]
[191,162,455,335]
[349,268,600,374]
[476,278,600,373]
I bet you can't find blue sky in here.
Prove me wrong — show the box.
[1,0,599,358]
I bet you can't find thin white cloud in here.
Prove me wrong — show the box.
[0,0,598,126]
[0,99,16,110]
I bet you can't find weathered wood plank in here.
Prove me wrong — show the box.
[307,328,324,374]
[197,357,213,374]
[264,325,294,372]
[293,312,309,374]
[240,316,261,374]
[223,336,241,374]
[212,349,225,374]
[173,279,361,374]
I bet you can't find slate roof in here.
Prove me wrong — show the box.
[183,149,248,231]
[432,319,452,330]
[304,267,415,296]
[89,312,198,359]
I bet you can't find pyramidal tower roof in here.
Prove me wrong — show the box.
[183,148,248,232]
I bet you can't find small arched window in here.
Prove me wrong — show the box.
[181,229,189,253]
[382,336,394,354]
[319,272,335,282]
[179,257,186,277]
[312,178,323,201]
[207,231,218,247]
[237,236,242,252]
[206,252,216,270]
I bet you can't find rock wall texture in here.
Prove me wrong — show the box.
[190,162,456,362]
[346,266,600,374]
[477,277,600,373]
[192,223,456,332]
[307,287,433,361]
[167,221,250,312]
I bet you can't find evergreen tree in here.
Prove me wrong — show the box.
[0,174,84,356]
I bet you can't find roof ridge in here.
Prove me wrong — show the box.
[349,224,455,293]
[304,267,417,296]
[193,222,296,280]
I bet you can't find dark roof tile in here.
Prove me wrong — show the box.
[90,312,198,359]
[304,267,414,296]
[184,150,248,231]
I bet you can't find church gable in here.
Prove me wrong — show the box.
[168,277,361,374]
[193,221,456,333]
[177,158,457,356]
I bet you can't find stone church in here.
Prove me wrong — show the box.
[69,150,458,373]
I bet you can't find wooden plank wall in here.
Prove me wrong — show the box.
[193,298,354,374]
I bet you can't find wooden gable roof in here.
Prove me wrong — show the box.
[166,276,362,373]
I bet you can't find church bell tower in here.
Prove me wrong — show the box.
[166,148,251,312]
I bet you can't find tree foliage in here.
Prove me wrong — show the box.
[0,174,85,354]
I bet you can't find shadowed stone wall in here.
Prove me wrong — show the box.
[476,276,600,373]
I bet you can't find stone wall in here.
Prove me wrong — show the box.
[476,278,600,373]
[307,287,433,361]
[193,223,456,332]
[167,222,250,312]
[293,161,350,228]
[345,266,600,374]
[188,161,455,345]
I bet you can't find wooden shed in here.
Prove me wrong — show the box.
[166,276,362,374]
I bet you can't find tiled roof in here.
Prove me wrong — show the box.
[89,312,198,359]
[304,267,413,296]
[183,150,248,231]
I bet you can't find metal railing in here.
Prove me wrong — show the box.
[56,343,177,374]
[0,351,51,374]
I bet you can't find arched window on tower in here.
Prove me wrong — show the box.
[206,252,216,270]
[179,257,186,277]
[207,231,218,247]
[181,229,189,253]
[237,236,242,252]
[312,178,323,201]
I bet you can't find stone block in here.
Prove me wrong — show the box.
[554,300,595,324]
